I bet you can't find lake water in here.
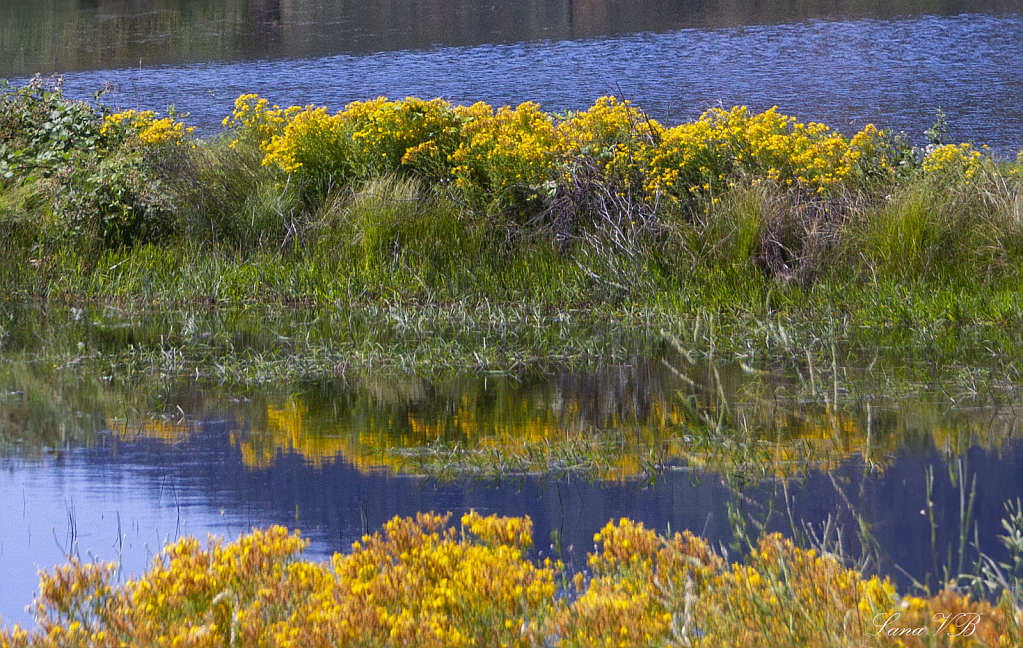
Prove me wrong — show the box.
[3,318,1023,625]
[4,0,1023,628]
[2,1,1023,150]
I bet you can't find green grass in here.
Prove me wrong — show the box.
[3,85,1023,388]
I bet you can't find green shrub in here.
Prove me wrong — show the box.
[0,78,107,182]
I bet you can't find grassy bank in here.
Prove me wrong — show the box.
[2,512,1022,647]
[3,78,1023,376]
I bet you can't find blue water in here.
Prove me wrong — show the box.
[3,422,1020,626]
[22,13,1023,153]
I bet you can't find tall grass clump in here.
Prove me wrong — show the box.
[851,167,1023,284]
[156,138,300,250]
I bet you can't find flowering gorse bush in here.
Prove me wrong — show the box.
[2,515,1020,648]
[922,143,983,181]
[102,110,195,147]
[223,94,915,213]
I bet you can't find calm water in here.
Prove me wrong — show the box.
[3,346,1023,625]
[3,2,1023,149]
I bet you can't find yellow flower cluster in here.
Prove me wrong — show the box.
[922,143,983,180]
[698,535,899,645]
[255,97,463,183]
[262,106,348,176]
[224,94,904,207]
[1,515,558,648]
[556,519,722,647]
[221,94,302,152]
[348,97,461,179]
[643,107,887,198]
[556,96,658,160]
[449,101,559,202]
[2,516,1020,648]
[462,511,533,550]
[102,110,194,146]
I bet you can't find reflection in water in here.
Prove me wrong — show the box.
[246,0,282,58]
[2,0,1020,75]
[105,367,1022,481]
[4,346,1023,625]
[249,0,282,27]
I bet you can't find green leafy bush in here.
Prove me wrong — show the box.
[0,77,106,181]
[0,78,179,247]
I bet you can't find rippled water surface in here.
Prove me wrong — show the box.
[3,1,1023,149]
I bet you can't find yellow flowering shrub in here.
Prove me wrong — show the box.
[724,108,852,189]
[556,97,661,180]
[102,109,194,146]
[222,93,302,151]
[0,514,559,648]
[462,511,534,550]
[262,105,352,179]
[449,101,559,209]
[552,525,1020,648]
[846,123,891,178]
[2,516,1021,648]
[696,534,898,646]
[345,97,462,180]
[219,93,1008,216]
[879,587,1021,647]
[922,143,983,180]
[553,519,723,648]
[643,107,888,201]
[0,625,28,648]
[302,512,557,648]
[642,117,721,199]
[256,97,463,188]
[223,93,931,211]
[0,526,308,648]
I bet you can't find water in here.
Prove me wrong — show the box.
[3,345,1023,626]
[3,2,1023,150]
[6,437,1020,625]
[5,0,1019,74]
